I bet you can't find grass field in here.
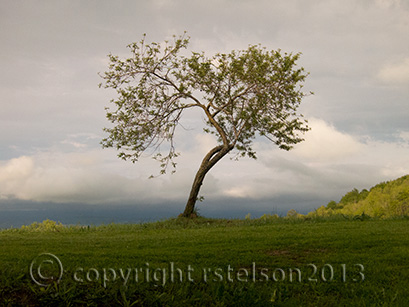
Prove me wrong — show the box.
[1,217,409,306]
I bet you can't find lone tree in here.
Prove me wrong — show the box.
[100,34,310,217]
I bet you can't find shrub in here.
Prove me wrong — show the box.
[21,219,64,232]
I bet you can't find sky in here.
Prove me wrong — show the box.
[1,0,409,221]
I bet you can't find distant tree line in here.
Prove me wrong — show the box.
[310,175,409,218]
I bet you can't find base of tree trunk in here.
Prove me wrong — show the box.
[178,212,198,219]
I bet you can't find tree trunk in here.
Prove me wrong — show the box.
[181,144,233,217]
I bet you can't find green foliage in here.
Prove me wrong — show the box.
[286,208,303,219]
[339,188,369,205]
[20,219,64,232]
[314,175,409,219]
[258,213,280,221]
[100,33,311,216]
[99,33,310,174]
[326,200,337,209]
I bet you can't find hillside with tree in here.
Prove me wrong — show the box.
[306,175,409,218]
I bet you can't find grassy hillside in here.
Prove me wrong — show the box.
[1,176,409,305]
[1,217,409,305]
[305,175,409,219]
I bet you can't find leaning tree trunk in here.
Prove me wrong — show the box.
[182,144,234,217]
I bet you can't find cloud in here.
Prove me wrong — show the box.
[0,150,136,204]
[1,117,409,214]
[399,131,409,142]
[292,118,364,161]
[0,156,34,191]
[0,133,219,205]
[377,57,409,84]
[375,0,405,9]
[1,0,409,218]
[244,119,409,203]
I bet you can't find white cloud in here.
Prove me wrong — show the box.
[0,156,34,191]
[292,118,364,161]
[238,120,409,202]
[0,134,218,205]
[377,58,409,84]
[1,118,409,212]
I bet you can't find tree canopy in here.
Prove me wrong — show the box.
[318,175,409,218]
[99,33,310,217]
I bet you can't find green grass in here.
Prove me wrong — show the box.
[1,217,409,306]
